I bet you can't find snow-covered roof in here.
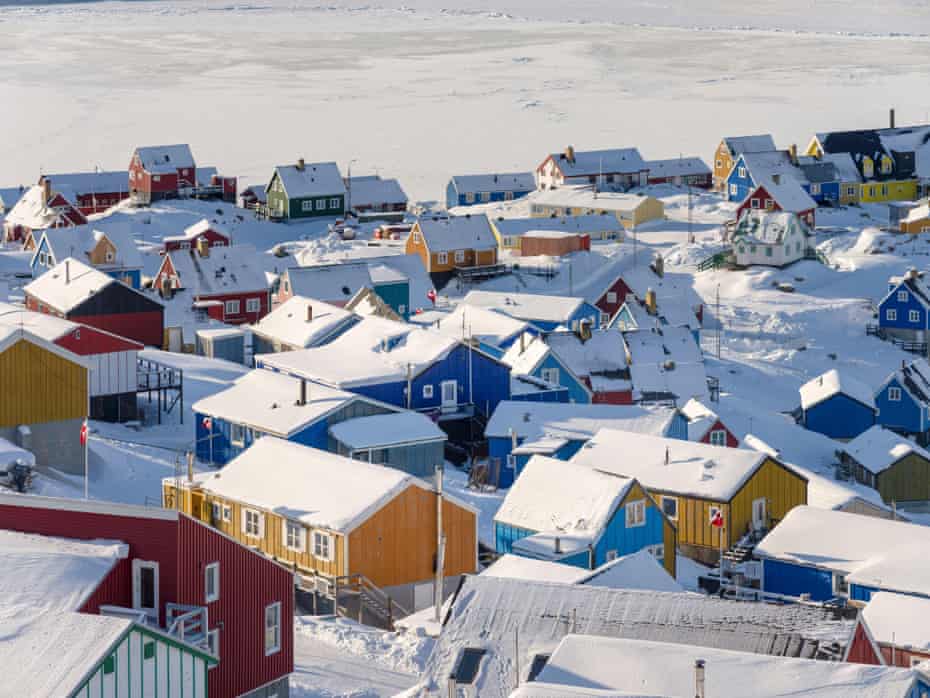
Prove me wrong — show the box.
[353,254,434,310]
[625,326,702,364]
[165,244,268,295]
[485,401,679,442]
[904,203,930,223]
[799,369,876,411]
[192,369,384,437]
[414,214,497,253]
[192,436,420,533]
[0,436,35,468]
[421,575,850,697]
[533,635,921,698]
[738,151,817,212]
[548,148,647,176]
[436,304,530,347]
[44,170,128,196]
[492,214,623,237]
[580,549,684,593]
[843,425,930,474]
[572,429,779,501]
[680,398,722,441]
[762,178,818,213]
[368,263,407,285]
[134,144,195,173]
[24,257,123,313]
[733,210,811,245]
[754,506,930,595]
[481,554,588,584]
[546,330,629,377]
[273,161,346,198]
[619,266,702,311]
[40,225,143,269]
[258,319,460,388]
[251,296,356,349]
[643,157,711,178]
[345,175,407,208]
[495,455,635,548]
[723,134,777,156]
[195,167,218,187]
[285,263,374,303]
[4,183,84,230]
[328,411,445,449]
[463,289,586,324]
[629,361,709,403]
[861,592,930,651]
[822,152,862,183]
[532,186,661,215]
[500,333,552,376]
[887,357,930,405]
[163,218,231,243]
[450,172,535,193]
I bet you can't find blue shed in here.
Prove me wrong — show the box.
[369,265,411,320]
[878,271,930,343]
[493,455,676,577]
[445,172,536,208]
[875,359,930,442]
[799,369,876,440]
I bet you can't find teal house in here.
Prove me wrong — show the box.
[266,159,346,220]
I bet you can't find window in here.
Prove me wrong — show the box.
[423,384,434,399]
[738,167,746,178]
[625,499,646,527]
[143,641,156,661]
[887,309,898,321]
[205,562,220,603]
[833,573,849,596]
[230,423,246,446]
[398,304,406,315]
[436,252,448,265]
[246,297,261,313]
[881,158,893,175]
[715,159,722,168]
[647,544,665,562]
[301,200,314,212]
[661,496,678,520]
[898,290,909,302]
[881,184,889,197]
[911,310,921,323]
[316,199,326,211]
[600,312,610,327]
[605,549,618,562]
[243,508,264,538]
[504,191,514,201]
[207,629,220,660]
[103,655,115,674]
[412,232,421,244]
[153,175,161,182]
[750,245,756,253]
[285,520,306,551]
[222,505,231,522]
[454,250,465,263]
[313,531,333,560]
[889,386,902,402]
[180,241,190,250]
[750,198,760,209]
[709,429,727,446]
[540,367,560,384]
[506,454,516,470]
[765,247,773,257]
[730,184,737,196]
[211,502,222,523]
[606,291,618,304]
[132,559,159,621]
[847,185,857,196]
[910,657,923,668]
[264,602,281,656]
[329,198,341,209]
[765,200,775,210]
[105,251,114,262]
[38,252,46,265]
[480,192,491,202]
[465,192,475,204]
[224,299,240,316]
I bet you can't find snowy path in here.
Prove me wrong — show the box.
[291,638,419,698]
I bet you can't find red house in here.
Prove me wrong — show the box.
[24,257,165,347]
[0,492,294,697]
[129,144,198,205]
[2,178,87,243]
[845,592,930,668]
[163,218,232,252]
[44,170,131,214]
[589,275,634,326]
[681,398,739,447]
[736,181,816,228]
[155,243,270,325]
[644,157,713,189]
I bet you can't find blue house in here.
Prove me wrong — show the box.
[875,359,930,443]
[493,455,676,576]
[435,303,538,359]
[755,506,930,603]
[32,225,143,289]
[445,172,535,208]
[256,317,511,418]
[462,290,601,333]
[484,400,686,487]
[725,150,799,203]
[502,333,592,405]
[797,156,841,205]
[281,262,410,319]
[878,270,930,343]
[192,369,399,466]
[799,369,876,440]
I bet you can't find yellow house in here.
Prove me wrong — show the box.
[406,215,498,273]
[570,429,808,565]
[713,135,777,192]
[164,436,478,605]
[530,188,664,230]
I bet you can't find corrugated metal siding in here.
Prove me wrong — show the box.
[69,310,164,348]
[594,483,668,570]
[494,522,535,555]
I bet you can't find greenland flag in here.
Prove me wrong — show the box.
[79,419,88,447]
[709,507,724,528]
[427,288,437,305]
[202,416,212,431]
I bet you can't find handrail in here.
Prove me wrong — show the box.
[334,572,412,620]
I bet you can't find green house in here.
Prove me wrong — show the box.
[266,159,346,220]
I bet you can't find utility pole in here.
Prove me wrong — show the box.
[715,284,721,360]
[433,465,446,625]
[346,158,357,218]
[688,183,694,244]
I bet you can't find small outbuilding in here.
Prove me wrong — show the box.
[840,425,930,505]
[799,369,877,440]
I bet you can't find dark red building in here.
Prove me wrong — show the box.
[45,170,131,215]
[24,258,164,347]
[129,144,198,205]
[0,493,294,698]
[590,275,634,325]
[736,183,816,228]
[682,399,739,447]
[163,219,232,252]
[2,178,87,244]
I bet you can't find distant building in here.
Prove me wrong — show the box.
[839,425,930,505]
[712,134,777,192]
[346,174,408,221]
[799,369,877,440]
[731,211,813,268]
[265,159,346,220]
[530,186,665,229]
[461,289,600,332]
[406,215,498,275]
[874,358,930,444]
[3,178,87,244]
[536,146,648,190]
[445,172,535,208]
[489,213,623,252]
[162,218,231,252]
[31,225,144,288]
[42,169,130,214]
[900,202,930,234]
[846,592,930,668]
[128,144,198,205]
[644,157,712,188]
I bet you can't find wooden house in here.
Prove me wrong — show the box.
[731,211,813,268]
[252,296,359,354]
[328,411,447,477]
[278,261,411,319]
[900,203,930,234]
[681,398,739,447]
[489,214,623,252]
[875,358,930,444]
[42,169,130,214]
[625,326,709,405]
[755,505,930,604]
[644,157,712,188]
[518,230,591,257]
[128,144,198,205]
[0,185,26,213]
[265,159,345,220]
[840,425,930,505]
[445,172,535,208]
[238,183,266,210]
[571,429,808,565]
[502,332,593,405]
[433,303,535,358]
[405,215,498,275]
[0,326,88,472]
[545,329,634,404]
[0,493,294,697]
[726,150,798,202]
[162,218,231,252]
[484,401,686,488]
[25,258,164,346]
[712,134,776,192]
[799,369,877,440]
[531,187,665,229]
[735,179,817,228]
[494,455,677,576]
[3,178,87,243]
[846,592,930,668]
[461,289,600,332]
[345,174,408,221]
[536,146,648,191]
[155,242,269,325]
[588,274,635,325]
[878,269,930,344]
[31,225,144,288]
[165,437,478,613]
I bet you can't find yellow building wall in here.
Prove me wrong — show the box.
[655,490,730,551]
[713,141,735,191]
[729,458,808,540]
[860,180,918,203]
[0,338,87,427]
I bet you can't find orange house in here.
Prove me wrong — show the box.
[713,135,777,192]
[406,215,498,273]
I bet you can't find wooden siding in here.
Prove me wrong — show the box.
[876,453,930,504]
[0,337,87,427]
[621,481,676,578]
[88,236,117,266]
[730,458,808,540]
[713,141,735,191]
[348,483,477,588]
[655,490,729,551]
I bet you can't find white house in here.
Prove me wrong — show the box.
[731,210,813,267]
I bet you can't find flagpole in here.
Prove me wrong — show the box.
[83,417,89,500]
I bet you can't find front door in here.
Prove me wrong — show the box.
[132,559,159,623]
[752,498,767,531]
[441,380,457,411]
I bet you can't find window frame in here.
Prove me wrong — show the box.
[540,367,560,385]
[246,297,262,314]
[204,562,220,603]
[661,495,678,521]
[887,309,898,322]
[224,299,241,316]
[888,386,902,402]
[709,429,727,446]
[454,250,465,264]
[243,508,263,539]
[422,384,434,399]
[329,197,341,209]
[230,422,246,447]
[312,530,334,561]
[207,628,220,661]
[315,198,326,211]
[910,309,921,323]
[898,290,908,302]
[436,251,449,265]
[625,499,646,528]
[264,602,282,656]
[284,520,306,552]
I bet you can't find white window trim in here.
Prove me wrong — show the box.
[605,291,618,304]
[423,384,434,399]
[205,562,220,603]
[284,520,307,552]
[330,198,341,209]
[230,423,246,447]
[910,309,921,323]
[315,199,326,211]
[243,508,264,539]
[506,454,516,470]
[888,386,902,402]
[222,505,232,522]
[899,290,909,302]
[264,602,282,656]
[540,367,560,385]
[436,252,448,265]
[246,297,261,313]
[709,429,727,446]
[887,309,897,321]
[224,299,240,316]
[132,559,160,623]
[626,499,646,528]
[207,628,220,662]
[313,530,334,561]
[454,250,465,263]
[661,495,678,521]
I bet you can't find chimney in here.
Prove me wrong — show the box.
[772,173,781,185]
[789,143,798,166]
[908,267,919,280]
[65,259,70,285]
[654,254,665,278]
[196,235,210,258]
[645,287,657,316]
[306,303,313,323]
[298,379,308,406]
[42,176,51,203]
[565,145,575,164]
[297,158,305,171]
[520,332,526,354]
[554,536,561,554]
[890,108,896,129]
[665,447,669,465]
[694,659,706,698]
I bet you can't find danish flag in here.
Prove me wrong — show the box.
[202,416,212,431]
[427,288,437,305]
[709,507,724,528]
[79,420,88,447]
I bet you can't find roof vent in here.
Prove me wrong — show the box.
[523,412,531,423]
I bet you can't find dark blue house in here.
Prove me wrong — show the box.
[878,270,930,343]
[798,156,841,205]
[493,454,677,576]
[875,359,930,443]
[755,506,930,603]
[501,334,593,406]
[445,172,535,208]
[799,369,876,440]
[484,401,686,488]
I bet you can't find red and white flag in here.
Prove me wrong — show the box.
[427,288,437,305]
[79,419,88,447]
[709,507,724,529]
[202,416,212,431]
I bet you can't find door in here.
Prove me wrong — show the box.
[440,380,457,411]
[132,559,159,623]
[167,327,182,353]
[752,498,767,531]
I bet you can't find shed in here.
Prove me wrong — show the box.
[328,411,447,477]
[518,230,590,257]
[799,369,877,440]
[195,326,246,364]
[840,425,930,504]
[847,592,930,667]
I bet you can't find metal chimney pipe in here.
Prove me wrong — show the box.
[695,659,706,698]
[890,108,896,129]
[299,379,307,406]
[65,259,70,285]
